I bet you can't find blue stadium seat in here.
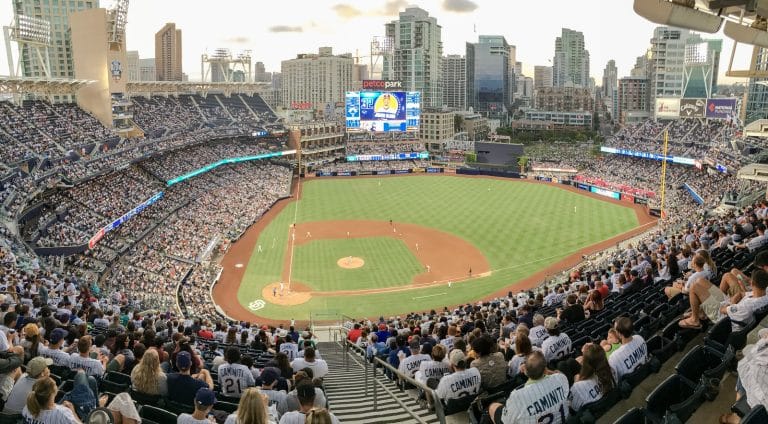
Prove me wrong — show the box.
[644,374,705,424]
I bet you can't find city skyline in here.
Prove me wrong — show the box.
[0,0,756,84]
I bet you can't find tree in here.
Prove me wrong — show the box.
[517,156,529,173]
[465,152,477,163]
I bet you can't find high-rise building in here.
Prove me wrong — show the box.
[155,23,183,81]
[552,28,590,88]
[534,66,553,89]
[466,35,511,120]
[254,61,269,82]
[442,55,466,110]
[12,0,98,78]
[617,76,650,124]
[139,58,156,81]
[745,48,768,124]
[602,60,618,111]
[682,39,722,98]
[126,51,140,82]
[648,26,691,98]
[281,47,353,110]
[384,7,443,109]
[534,86,594,112]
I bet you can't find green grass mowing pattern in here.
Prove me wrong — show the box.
[237,176,640,319]
[291,237,423,291]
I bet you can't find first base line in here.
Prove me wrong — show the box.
[412,292,447,300]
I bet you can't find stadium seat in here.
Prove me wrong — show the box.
[0,412,22,424]
[571,386,621,423]
[705,317,732,352]
[741,405,768,424]
[675,345,734,384]
[139,405,177,424]
[213,401,238,413]
[619,360,656,399]
[129,388,162,406]
[645,374,706,423]
[613,407,646,424]
[164,399,194,415]
[645,335,677,365]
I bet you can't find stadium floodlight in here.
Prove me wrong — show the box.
[10,15,51,45]
[107,0,129,46]
[724,19,768,48]
[633,0,724,33]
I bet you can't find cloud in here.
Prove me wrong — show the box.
[223,36,251,44]
[332,4,363,19]
[443,0,478,13]
[268,25,303,33]
[380,0,408,16]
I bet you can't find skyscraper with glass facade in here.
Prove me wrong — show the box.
[466,35,511,121]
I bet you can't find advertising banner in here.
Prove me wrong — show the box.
[655,98,680,119]
[679,98,706,118]
[362,80,404,90]
[705,98,737,119]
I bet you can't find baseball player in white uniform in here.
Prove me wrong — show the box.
[489,351,570,424]
[540,317,572,364]
[607,317,647,381]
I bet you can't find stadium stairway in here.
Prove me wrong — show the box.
[318,341,443,424]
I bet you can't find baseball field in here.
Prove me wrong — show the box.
[213,175,655,322]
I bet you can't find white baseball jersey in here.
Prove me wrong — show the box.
[218,363,255,397]
[435,367,481,401]
[68,353,104,377]
[727,293,768,330]
[415,360,450,384]
[279,343,299,361]
[530,326,549,347]
[569,376,604,411]
[38,346,71,368]
[608,336,647,380]
[22,404,78,424]
[398,353,430,378]
[541,333,572,363]
[737,338,768,408]
[500,373,570,424]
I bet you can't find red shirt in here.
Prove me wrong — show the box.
[347,328,362,343]
[597,285,609,299]
[198,329,214,340]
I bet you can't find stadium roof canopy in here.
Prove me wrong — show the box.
[126,81,271,97]
[0,76,92,96]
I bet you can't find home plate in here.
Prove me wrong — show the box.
[235,263,244,268]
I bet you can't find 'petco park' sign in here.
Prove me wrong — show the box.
[362,80,403,90]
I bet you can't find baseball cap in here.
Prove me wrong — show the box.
[261,367,281,385]
[27,357,52,378]
[194,388,216,406]
[449,349,466,366]
[544,317,559,330]
[176,351,192,369]
[49,328,68,344]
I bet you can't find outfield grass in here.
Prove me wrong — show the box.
[291,237,423,291]
[237,176,640,320]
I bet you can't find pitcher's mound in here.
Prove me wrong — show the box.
[337,257,365,269]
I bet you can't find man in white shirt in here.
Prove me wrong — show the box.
[608,317,647,381]
[39,328,71,368]
[540,317,571,364]
[529,314,548,347]
[489,351,570,424]
[435,350,481,402]
[218,347,255,398]
[397,339,429,380]
[720,268,768,331]
[177,388,217,424]
[3,356,51,414]
[279,335,299,361]
[278,382,340,424]
[69,336,106,378]
[290,347,328,379]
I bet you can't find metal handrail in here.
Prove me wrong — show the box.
[341,336,450,424]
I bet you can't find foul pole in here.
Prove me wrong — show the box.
[659,129,669,222]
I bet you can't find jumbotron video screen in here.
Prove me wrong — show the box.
[345,91,420,132]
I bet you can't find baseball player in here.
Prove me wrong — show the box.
[257,244,263,253]
[540,317,571,364]
[217,347,255,398]
[435,350,481,402]
[489,351,570,424]
[607,317,647,381]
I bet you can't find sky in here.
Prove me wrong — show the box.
[0,0,756,84]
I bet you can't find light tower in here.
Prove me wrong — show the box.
[201,48,252,83]
[3,14,52,78]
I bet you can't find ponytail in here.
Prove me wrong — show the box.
[26,377,56,417]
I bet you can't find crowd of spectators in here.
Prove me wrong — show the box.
[345,142,425,156]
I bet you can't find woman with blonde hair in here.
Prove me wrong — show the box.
[22,377,80,423]
[130,349,167,396]
[223,387,276,424]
